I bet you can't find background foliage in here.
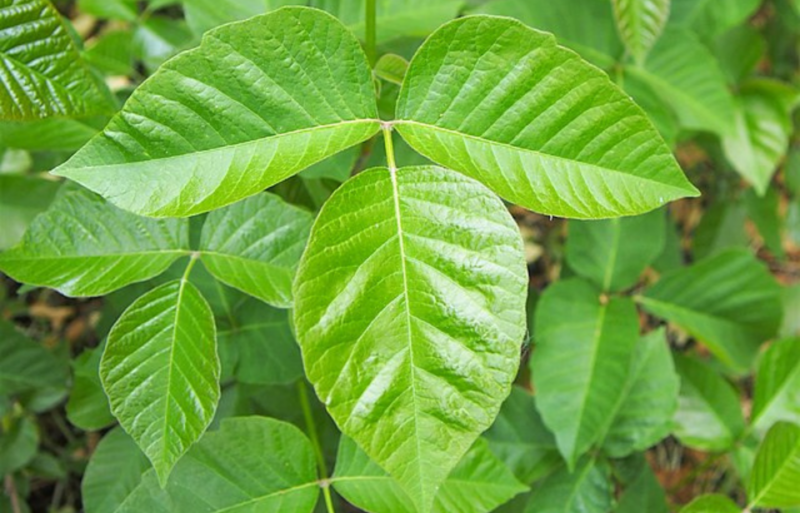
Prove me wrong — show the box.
[0,0,799,512]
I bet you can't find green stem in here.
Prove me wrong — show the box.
[382,124,397,171]
[182,252,200,282]
[297,381,335,513]
[365,0,377,65]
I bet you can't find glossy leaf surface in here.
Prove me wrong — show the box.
[0,188,189,297]
[0,0,112,119]
[100,278,219,485]
[199,192,313,308]
[396,15,697,219]
[532,278,639,467]
[294,165,527,512]
[54,7,380,217]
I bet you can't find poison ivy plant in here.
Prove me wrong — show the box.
[7,1,799,512]
[54,8,381,217]
[0,0,113,119]
[100,276,219,485]
[294,163,528,511]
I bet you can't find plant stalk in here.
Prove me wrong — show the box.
[382,124,397,171]
[297,381,335,513]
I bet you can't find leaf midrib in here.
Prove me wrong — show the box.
[0,249,190,262]
[749,431,800,508]
[388,166,426,502]
[569,302,608,466]
[55,119,381,174]
[161,278,190,482]
[395,120,695,194]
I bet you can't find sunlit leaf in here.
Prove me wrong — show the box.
[294,165,527,512]
[54,7,380,217]
[0,188,190,296]
[100,278,219,485]
[396,15,698,219]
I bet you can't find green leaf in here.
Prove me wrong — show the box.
[692,200,749,260]
[199,192,313,308]
[312,0,465,45]
[672,355,745,451]
[715,25,765,85]
[0,416,38,475]
[375,54,409,86]
[132,16,193,72]
[0,0,112,119]
[612,0,671,65]
[531,278,639,467]
[0,118,99,151]
[601,328,680,458]
[745,187,785,259]
[0,187,190,297]
[220,298,304,385]
[748,421,800,509]
[333,436,528,513]
[622,73,679,146]
[781,285,800,338]
[0,175,60,251]
[566,209,666,292]
[55,7,380,218]
[66,343,115,431]
[396,15,698,219]
[680,494,740,513]
[78,0,137,21]
[616,459,669,513]
[723,85,793,195]
[524,458,613,513]
[669,0,761,37]
[84,30,135,76]
[182,0,301,35]
[483,386,561,484]
[82,428,151,513]
[639,249,783,373]
[118,417,320,513]
[752,338,800,432]
[471,0,623,68]
[0,319,68,396]
[100,277,220,486]
[627,29,735,136]
[294,165,527,512]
